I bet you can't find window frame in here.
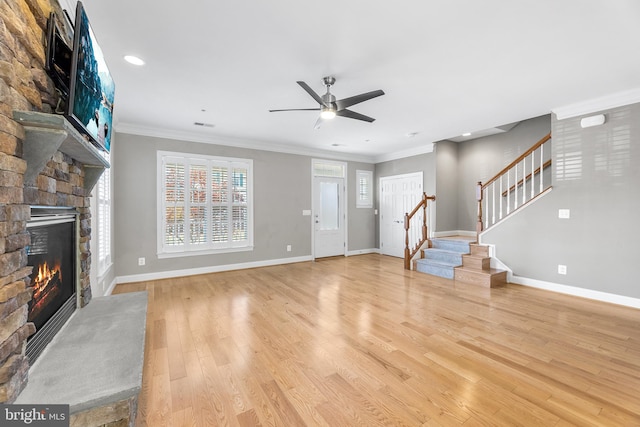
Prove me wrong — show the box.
[95,157,112,276]
[355,169,373,208]
[157,151,254,258]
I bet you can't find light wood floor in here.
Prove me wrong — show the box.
[114,254,640,426]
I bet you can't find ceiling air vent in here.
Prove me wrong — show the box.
[193,122,215,128]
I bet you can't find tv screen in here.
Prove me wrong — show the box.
[67,1,115,152]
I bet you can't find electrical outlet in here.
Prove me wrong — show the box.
[286,245,292,252]
[558,209,570,219]
[138,257,145,266]
[558,264,567,275]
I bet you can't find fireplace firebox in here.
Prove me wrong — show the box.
[26,207,78,363]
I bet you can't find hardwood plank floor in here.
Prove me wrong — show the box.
[113,254,640,426]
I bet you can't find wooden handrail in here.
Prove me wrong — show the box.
[482,132,551,190]
[501,159,552,197]
[477,132,552,239]
[404,192,436,269]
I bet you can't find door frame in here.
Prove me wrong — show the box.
[311,159,348,260]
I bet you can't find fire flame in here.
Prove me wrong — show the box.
[32,261,62,301]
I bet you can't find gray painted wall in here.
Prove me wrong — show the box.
[374,152,436,247]
[434,140,459,232]
[347,162,376,252]
[113,133,376,278]
[456,115,551,230]
[483,103,640,299]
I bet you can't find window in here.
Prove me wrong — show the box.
[96,163,111,274]
[158,151,253,257]
[356,170,373,208]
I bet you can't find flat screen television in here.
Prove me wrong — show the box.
[67,1,115,152]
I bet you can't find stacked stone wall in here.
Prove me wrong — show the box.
[0,0,93,402]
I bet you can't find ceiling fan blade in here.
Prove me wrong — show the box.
[336,90,385,110]
[297,81,327,106]
[336,109,375,123]
[269,108,320,112]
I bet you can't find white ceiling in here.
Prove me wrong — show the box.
[80,0,640,162]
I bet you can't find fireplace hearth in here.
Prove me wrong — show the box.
[26,207,78,364]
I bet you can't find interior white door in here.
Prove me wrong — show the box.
[379,173,423,257]
[313,176,345,258]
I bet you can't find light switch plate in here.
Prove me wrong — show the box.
[558,209,570,219]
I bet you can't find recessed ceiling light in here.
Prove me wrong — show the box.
[462,132,472,137]
[124,55,145,66]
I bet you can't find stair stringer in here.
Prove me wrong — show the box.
[477,243,514,283]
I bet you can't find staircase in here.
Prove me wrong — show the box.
[455,243,507,287]
[413,237,507,287]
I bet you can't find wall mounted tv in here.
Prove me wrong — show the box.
[46,1,115,153]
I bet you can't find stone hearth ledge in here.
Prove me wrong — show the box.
[15,291,147,425]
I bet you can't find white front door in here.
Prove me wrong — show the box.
[379,173,423,257]
[313,176,345,258]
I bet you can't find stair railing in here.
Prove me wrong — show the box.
[404,192,436,269]
[476,132,552,238]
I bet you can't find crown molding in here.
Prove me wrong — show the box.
[552,88,640,120]
[115,122,377,164]
[373,142,435,163]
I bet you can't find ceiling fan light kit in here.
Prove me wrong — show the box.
[269,76,384,128]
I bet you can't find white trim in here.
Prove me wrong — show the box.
[346,248,379,256]
[311,159,348,259]
[157,151,254,256]
[373,142,435,163]
[552,88,640,120]
[117,123,377,163]
[104,277,118,296]
[116,256,313,285]
[355,169,373,208]
[510,275,640,309]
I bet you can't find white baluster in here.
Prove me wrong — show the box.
[484,187,489,229]
[540,144,544,192]
[514,163,518,209]
[522,159,526,205]
[507,167,511,214]
[499,175,503,220]
[531,152,535,199]
[491,181,496,224]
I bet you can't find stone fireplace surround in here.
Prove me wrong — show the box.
[0,0,97,404]
[0,2,148,425]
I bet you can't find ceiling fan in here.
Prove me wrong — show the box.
[269,76,384,128]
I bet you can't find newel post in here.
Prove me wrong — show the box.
[476,181,483,240]
[403,212,411,269]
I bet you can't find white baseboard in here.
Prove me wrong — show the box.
[104,277,118,296]
[510,275,640,309]
[115,255,313,285]
[346,248,379,256]
[433,230,476,238]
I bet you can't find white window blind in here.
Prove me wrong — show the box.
[158,152,253,256]
[356,170,373,208]
[96,165,111,274]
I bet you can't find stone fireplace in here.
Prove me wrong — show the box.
[0,0,102,403]
[25,207,78,364]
